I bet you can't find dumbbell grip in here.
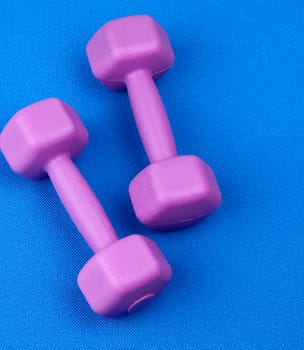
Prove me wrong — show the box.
[125,69,177,163]
[45,154,117,253]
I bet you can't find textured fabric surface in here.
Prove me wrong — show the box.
[0,1,303,349]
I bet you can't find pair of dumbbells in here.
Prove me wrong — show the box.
[0,15,221,317]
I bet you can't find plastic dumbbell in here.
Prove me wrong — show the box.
[0,98,172,317]
[86,15,222,230]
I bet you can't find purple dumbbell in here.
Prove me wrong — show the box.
[87,15,222,230]
[0,98,172,317]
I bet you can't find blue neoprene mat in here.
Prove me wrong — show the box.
[0,1,303,349]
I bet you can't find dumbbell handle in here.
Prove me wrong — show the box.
[125,69,177,163]
[45,154,117,253]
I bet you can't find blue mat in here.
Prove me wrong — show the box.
[0,1,303,349]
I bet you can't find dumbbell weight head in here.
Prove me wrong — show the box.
[86,15,174,90]
[129,155,222,230]
[0,98,172,316]
[0,98,88,179]
[78,234,172,316]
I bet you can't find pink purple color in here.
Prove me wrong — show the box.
[0,98,172,317]
[86,15,222,230]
